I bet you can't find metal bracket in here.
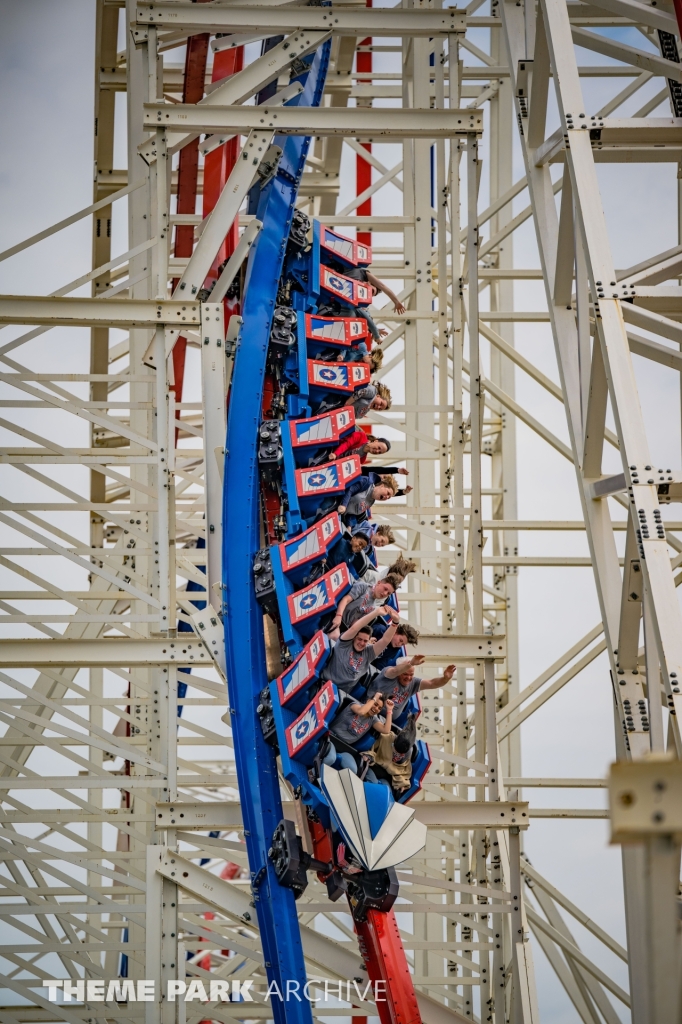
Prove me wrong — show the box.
[257,144,283,188]
[130,26,149,47]
[190,609,227,683]
[609,759,682,841]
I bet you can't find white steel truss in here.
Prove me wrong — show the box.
[0,0,680,1021]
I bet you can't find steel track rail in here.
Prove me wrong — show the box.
[221,41,331,1024]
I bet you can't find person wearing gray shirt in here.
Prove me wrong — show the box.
[368,656,457,718]
[322,606,399,692]
[328,576,400,639]
[329,693,394,747]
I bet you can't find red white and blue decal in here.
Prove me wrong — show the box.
[321,266,372,307]
[320,513,341,545]
[298,465,340,494]
[290,407,355,449]
[349,364,370,384]
[306,314,368,344]
[356,242,371,264]
[317,364,350,387]
[320,228,372,267]
[308,361,371,392]
[280,514,342,571]
[296,455,361,497]
[289,703,318,752]
[287,564,351,624]
[277,630,330,707]
[286,681,340,760]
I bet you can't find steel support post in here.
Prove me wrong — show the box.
[487,35,520,780]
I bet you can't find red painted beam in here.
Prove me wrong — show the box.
[356,909,422,1024]
[172,25,210,408]
[173,32,244,410]
[202,46,244,314]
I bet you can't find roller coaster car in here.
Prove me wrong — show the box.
[286,564,351,640]
[266,305,371,421]
[275,630,330,713]
[318,224,372,269]
[319,265,372,308]
[276,514,342,588]
[285,680,340,765]
[258,416,361,531]
[265,706,426,920]
[269,426,362,536]
[294,455,362,518]
[304,312,369,361]
[258,409,355,492]
[255,541,351,644]
[283,220,372,313]
[288,407,356,466]
[308,360,371,406]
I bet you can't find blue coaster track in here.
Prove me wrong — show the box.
[222,35,429,1024]
[222,43,330,1024]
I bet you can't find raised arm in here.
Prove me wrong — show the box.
[345,384,375,408]
[337,476,368,515]
[380,653,426,680]
[329,429,365,462]
[373,699,394,735]
[367,272,406,315]
[330,592,353,634]
[420,664,457,691]
[372,609,400,655]
[366,465,409,476]
[340,605,384,641]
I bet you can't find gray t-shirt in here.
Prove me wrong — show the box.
[349,385,377,420]
[322,638,378,692]
[330,703,383,746]
[342,581,383,629]
[368,671,422,718]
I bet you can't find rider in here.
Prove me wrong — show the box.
[323,693,394,786]
[321,605,400,693]
[368,656,457,720]
[329,573,403,639]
